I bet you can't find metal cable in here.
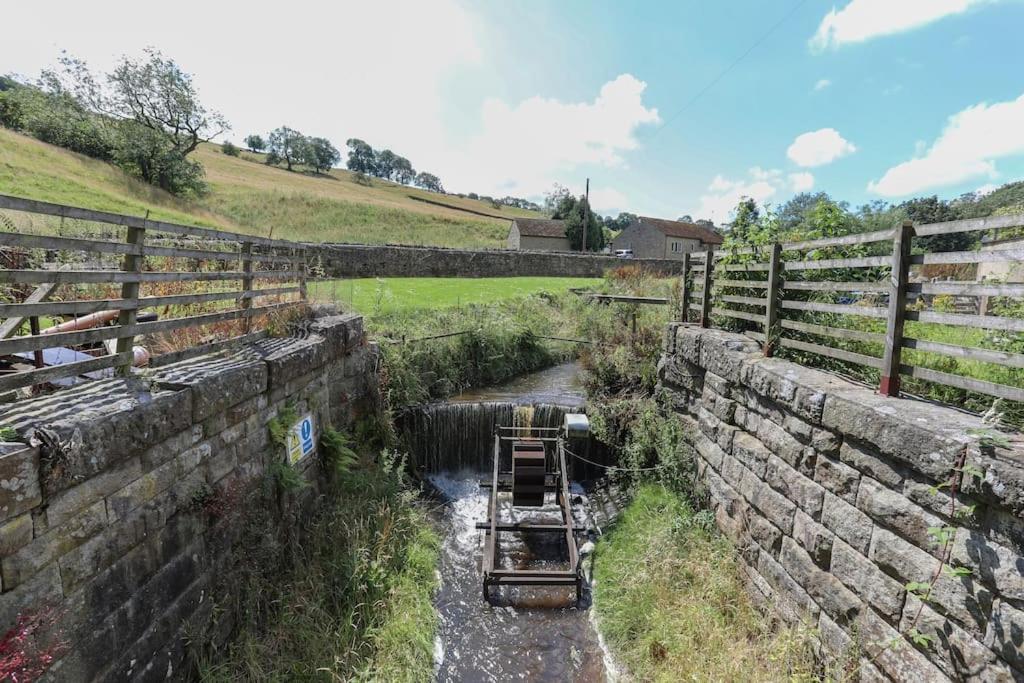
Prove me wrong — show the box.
[563,446,664,472]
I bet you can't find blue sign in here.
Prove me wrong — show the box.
[299,416,315,456]
[287,413,317,465]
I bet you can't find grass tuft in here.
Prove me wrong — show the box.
[593,484,818,681]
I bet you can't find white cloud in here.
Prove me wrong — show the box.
[0,2,662,202]
[443,74,660,197]
[693,168,783,222]
[810,0,993,52]
[589,187,629,214]
[868,92,1024,197]
[813,78,832,91]
[786,128,857,168]
[789,172,815,192]
[0,0,482,183]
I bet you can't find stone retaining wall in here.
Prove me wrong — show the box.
[658,323,1024,681]
[0,312,378,681]
[312,243,686,278]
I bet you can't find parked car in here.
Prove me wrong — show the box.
[615,249,634,259]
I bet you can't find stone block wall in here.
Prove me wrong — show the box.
[311,243,687,279]
[0,312,378,682]
[658,323,1024,681]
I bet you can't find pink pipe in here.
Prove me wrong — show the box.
[41,309,120,334]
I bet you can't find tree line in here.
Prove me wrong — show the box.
[723,183,1024,253]
[235,129,340,174]
[341,138,443,193]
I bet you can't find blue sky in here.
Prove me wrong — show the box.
[3,0,1024,222]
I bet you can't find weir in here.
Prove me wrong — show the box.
[398,401,612,478]
[398,363,616,681]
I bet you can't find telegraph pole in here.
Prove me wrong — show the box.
[582,178,590,252]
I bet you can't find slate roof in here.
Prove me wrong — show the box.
[513,218,567,238]
[635,216,723,244]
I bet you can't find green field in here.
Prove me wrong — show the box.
[309,277,600,316]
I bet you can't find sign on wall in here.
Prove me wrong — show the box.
[286,413,316,465]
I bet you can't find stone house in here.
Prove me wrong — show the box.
[611,216,723,259]
[506,218,571,252]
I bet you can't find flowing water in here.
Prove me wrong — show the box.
[404,362,614,681]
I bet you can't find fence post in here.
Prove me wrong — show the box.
[679,252,691,323]
[700,249,713,328]
[115,212,147,376]
[763,242,782,356]
[299,246,308,302]
[879,220,914,396]
[28,317,43,368]
[241,241,254,333]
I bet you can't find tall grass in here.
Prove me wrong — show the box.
[593,484,819,682]
[203,189,508,247]
[192,458,439,682]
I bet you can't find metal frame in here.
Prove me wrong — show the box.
[479,426,583,602]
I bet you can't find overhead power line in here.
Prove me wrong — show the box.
[646,0,810,141]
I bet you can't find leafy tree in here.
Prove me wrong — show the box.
[605,212,638,232]
[777,191,833,233]
[677,214,693,223]
[728,198,760,243]
[303,136,340,173]
[244,134,265,153]
[414,172,443,193]
[221,140,240,156]
[374,149,398,180]
[267,126,305,171]
[392,155,415,184]
[564,196,604,251]
[35,49,226,195]
[114,123,207,195]
[806,198,856,239]
[345,138,376,174]
[900,196,975,251]
[544,184,573,216]
[5,86,116,159]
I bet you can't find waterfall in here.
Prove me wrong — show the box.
[398,401,613,478]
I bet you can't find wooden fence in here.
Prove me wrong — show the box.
[0,195,309,393]
[679,213,1024,404]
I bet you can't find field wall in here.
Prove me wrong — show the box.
[658,323,1024,681]
[0,312,377,681]
[313,243,687,278]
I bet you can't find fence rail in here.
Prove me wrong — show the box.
[676,212,1024,405]
[0,194,309,392]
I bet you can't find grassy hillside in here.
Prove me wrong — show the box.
[0,128,543,247]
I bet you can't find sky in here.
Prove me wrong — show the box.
[3,0,1024,223]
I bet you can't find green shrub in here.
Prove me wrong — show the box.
[320,427,358,475]
[221,140,240,156]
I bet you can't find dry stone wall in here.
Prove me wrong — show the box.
[311,243,686,278]
[0,312,377,682]
[658,323,1024,682]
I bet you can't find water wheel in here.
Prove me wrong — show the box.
[511,440,546,507]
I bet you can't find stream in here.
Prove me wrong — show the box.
[415,362,614,682]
